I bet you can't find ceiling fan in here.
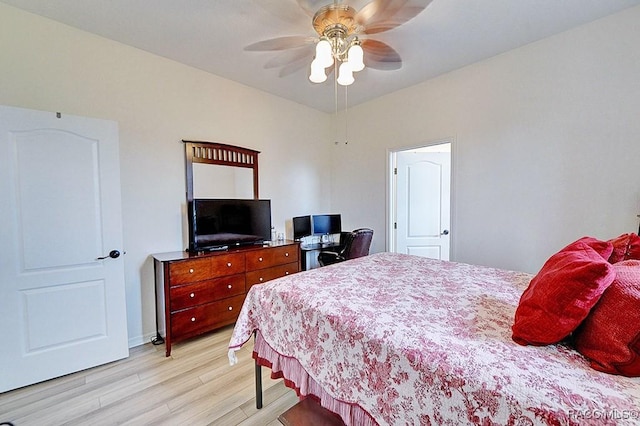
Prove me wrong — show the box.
[245,0,432,86]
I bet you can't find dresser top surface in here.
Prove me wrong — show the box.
[152,240,299,262]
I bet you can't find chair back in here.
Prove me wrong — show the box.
[341,228,374,260]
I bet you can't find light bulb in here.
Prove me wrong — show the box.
[315,39,333,68]
[337,62,354,86]
[347,44,365,72]
[309,59,327,83]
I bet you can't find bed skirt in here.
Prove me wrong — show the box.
[252,330,377,426]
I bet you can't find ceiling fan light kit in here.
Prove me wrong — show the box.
[309,4,365,86]
[337,61,355,85]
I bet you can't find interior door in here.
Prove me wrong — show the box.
[0,105,129,392]
[394,145,451,260]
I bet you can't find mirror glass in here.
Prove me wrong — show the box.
[193,163,254,199]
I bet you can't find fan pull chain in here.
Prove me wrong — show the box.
[334,57,339,145]
[344,84,349,145]
[331,55,349,146]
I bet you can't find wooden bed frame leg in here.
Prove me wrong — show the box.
[255,359,263,409]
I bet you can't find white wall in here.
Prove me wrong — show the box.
[332,6,640,273]
[0,3,333,346]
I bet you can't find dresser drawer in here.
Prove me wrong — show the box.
[169,274,246,312]
[168,258,212,286]
[170,294,246,341]
[246,246,299,270]
[211,253,246,276]
[246,261,299,289]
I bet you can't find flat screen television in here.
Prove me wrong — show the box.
[312,214,341,235]
[188,198,272,252]
[292,215,312,240]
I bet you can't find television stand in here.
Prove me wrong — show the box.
[152,240,300,356]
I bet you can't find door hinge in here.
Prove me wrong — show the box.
[394,167,397,175]
[394,222,397,229]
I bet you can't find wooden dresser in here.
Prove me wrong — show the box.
[152,241,300,356]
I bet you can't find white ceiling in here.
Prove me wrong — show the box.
[3,0,640,112]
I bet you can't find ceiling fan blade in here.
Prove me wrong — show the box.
[264,45,315,69]
[279,59,311,77]
[357,0,431,34]
[363,5,427,34]
[245,36,316,51]
[356,0,391,25]
[356,0,406,26]
[362,39,402,70]
[365,57,403,71]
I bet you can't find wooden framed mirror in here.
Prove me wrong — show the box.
[183,140,260,201]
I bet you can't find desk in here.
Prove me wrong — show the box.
[300,242,341,270]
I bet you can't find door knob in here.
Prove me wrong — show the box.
[441,230,449,236]
[96,250,121,260]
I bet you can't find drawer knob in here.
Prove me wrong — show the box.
[259,257,263,262]
[189,268,194,273]
[285,271,289,275]
[190,293,195,298]
[228,306,233,311]
[285,252,289,257]
[191,317,196,322]
[227,284,232,289]
[227,262,232,267]
[259,277,264,282]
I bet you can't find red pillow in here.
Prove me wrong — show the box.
[512,237,615,346]
[573,260,640,376]
[608,233,640,263]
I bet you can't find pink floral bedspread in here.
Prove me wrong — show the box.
[228,252,640,425]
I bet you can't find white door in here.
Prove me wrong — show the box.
[0,105,129,392]
[393,144,451,260]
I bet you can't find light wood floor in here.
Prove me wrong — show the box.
[0,325,298,425]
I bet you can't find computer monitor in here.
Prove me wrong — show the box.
[312,214,341,235]
[292,215,312,240]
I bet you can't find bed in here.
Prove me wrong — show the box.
[228,252,640,425]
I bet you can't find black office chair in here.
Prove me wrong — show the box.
[318,228,374,266]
